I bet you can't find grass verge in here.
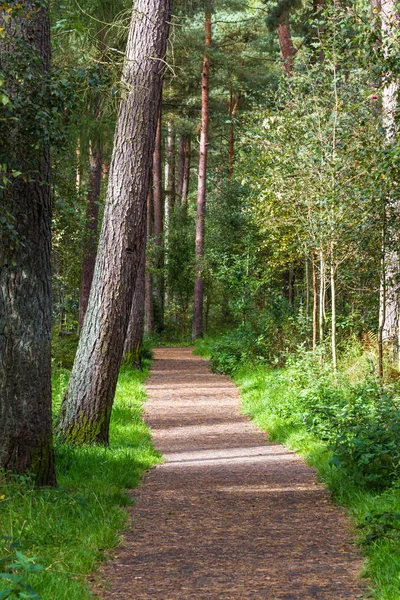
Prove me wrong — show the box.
[194,338,400,600]
[0,362,160,600]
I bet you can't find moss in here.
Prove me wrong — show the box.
[62,409,112,446]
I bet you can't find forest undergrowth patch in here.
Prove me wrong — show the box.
[195,335,400,600]
[0,360,160,600]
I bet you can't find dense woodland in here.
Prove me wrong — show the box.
[2,0,400,597]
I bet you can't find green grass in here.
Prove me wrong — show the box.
[194,338,400,599]
[0,362,160,600]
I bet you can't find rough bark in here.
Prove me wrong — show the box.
[78,143,103,331]
[124,241,146,370]
[277,13,296,75]
[56,0,172,445]
[193,12,211,340]
[0,3,56,485]
[153,111,165,332]
[380,0,399,346]
[145,184,155,336]
[182,135,191,205]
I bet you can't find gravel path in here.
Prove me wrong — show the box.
[95,347,366,599]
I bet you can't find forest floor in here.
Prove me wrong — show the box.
[93,347,366,599]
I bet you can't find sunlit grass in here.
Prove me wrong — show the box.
[0,361,160,600]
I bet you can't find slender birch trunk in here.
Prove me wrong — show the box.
[312,253,318,352]
[193,12,211,339]
[176,133,185,204]
[319,250,326,343]
[228,88,240,181]
[57,0,172,445]
[330,251,337,373]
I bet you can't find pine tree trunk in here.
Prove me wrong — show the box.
[153,111,165,332]
[193,12,211,340]
[124,241,146,370]
[78,143,103,331]
[56,0,171,445]
[145,184,154,336]
[0,3,56,485]
[277,13,296,75]
[182,135,191,205]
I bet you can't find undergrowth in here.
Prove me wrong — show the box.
[0,361,160,600]
[195,334,400,600]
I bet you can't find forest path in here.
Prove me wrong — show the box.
[95,347,365,599]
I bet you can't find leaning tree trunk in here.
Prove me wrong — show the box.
[78,143,103,331]
[193,12,211,340]
[152,111,165,332]
[0,3,56,485]
[56,0,172,445]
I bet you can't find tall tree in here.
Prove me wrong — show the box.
[193,11,212,339]
[152,111,165,332]
[0,1,56,484]
[57,0,172,444]
[78,142,103,330]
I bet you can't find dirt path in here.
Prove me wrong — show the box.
[95,347,366,599]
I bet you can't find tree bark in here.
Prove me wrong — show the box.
[312,253,318,352]
[0,3,56,485]
[124,239,146,370]
[330,253,337,373]
[193,12,211,340]
[78,143,103,330]
[319,250,326,343]
[182,135,191,205]
[165,121,175,220]
[153,111,165,332]
[277,13,296,75]
[56,0,171,445]
[380,0,399,348]
[145,184,154,336]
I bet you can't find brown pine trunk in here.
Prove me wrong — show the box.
[78,143,103,330]
[176,133,185,204]
[277,13,296,75]
[182,135,191,205]
[153,111,165,332]
[56,0,171,445]
[0,2,56,485]
[193,12,211,340]
[145,184,154,336]
[124,239,146,370]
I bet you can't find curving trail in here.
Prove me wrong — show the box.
[95,347,365,599]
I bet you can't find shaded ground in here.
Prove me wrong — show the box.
[94,347,366,599]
